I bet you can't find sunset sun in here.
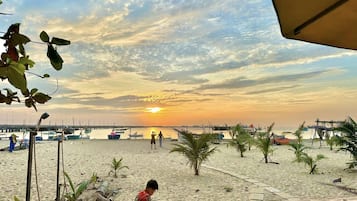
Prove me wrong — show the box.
[147,107,161,113]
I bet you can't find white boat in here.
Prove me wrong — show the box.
[129,132,144,139]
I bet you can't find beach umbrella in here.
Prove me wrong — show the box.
[272,0,357,50]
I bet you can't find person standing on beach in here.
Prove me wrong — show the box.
[8,133,17,152]
[158,131,163,147]
[135,179,158,201]
[151,132,156,149]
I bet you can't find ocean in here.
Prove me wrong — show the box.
[0,126,319,141]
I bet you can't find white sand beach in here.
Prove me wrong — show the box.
[0,139,356,201]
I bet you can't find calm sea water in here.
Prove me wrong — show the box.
[87,126,317,140]
[0,126,318,141]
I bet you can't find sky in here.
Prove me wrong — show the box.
[0,0,356,128]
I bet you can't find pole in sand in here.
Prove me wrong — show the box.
[26,112,49,201]
[55,131,64,201]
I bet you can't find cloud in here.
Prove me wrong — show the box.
[245,85,300,95]
[197,70,332,91]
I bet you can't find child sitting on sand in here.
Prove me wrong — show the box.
[135,179,158,201]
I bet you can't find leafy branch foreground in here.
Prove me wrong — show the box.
[0,22,70,110]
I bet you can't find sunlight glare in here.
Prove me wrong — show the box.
[147,107,161,113]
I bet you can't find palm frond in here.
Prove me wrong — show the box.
[334,117,357,168]
[170,130,217,175]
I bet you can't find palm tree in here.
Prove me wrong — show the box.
[228,124,252,157]
[300,153,325,174]
[255,123,274,163]
[294,122,305,144]
[170,130,217,176]
[289,122,308,163]
[110,157,129,178]
[325,132,338,151]
[334,117,357,168]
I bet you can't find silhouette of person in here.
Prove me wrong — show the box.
[150,132,156,149]
[158,131,163,147]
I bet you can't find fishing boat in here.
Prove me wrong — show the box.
[212,125,230,131]
[60,128,82,140]
[107,128,126,140]
[129,132,144,139]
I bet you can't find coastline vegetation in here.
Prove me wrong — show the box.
[109,157,129,178]
[228,124,252,157]
[289,122,308,163]
[170,130,217,176]
[254,123,275,163]
[334,117,357,169]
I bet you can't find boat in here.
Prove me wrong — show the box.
[108,131,121,140]
[66,134,81,140]
[271,134,291,145]
[212,125,230,131]
[129,132,144,139]
[107,128,125,140]
[59,128,82,140]
[0,133,8,140]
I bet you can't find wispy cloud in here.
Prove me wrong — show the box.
[197,70,332,90]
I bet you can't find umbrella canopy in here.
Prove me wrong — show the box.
[272,0,357,50]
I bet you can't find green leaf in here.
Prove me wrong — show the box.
[11,33,31,46]
[25,98,33,108]
[32,92,51,104]
[75,181,89,198]
[9,61,26,75]
[43,74,50,78]
[47,45,63,70]
[19,56,35,68]
[7,65,27,91]
[30,88,38,95]
[22,89,30,97]
[19,44,26,56]
[51,37,71,46]
[40,31,50,43]
[64,172,76,194]
[0,66,7,78]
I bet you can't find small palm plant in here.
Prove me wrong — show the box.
[255,123,274,163]
[170,130,217,176]
[294,122,305,144]
[289,143,308,163]
[334,117,357,168]
[63,171,93,201]
[110,157,129,178]
[300,153,325,174]
[228,124,252,157]
[325,132,339,151]
[289,122,308,163]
